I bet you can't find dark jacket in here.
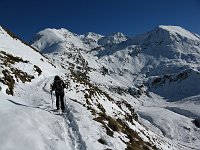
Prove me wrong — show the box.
[52,79,66,93]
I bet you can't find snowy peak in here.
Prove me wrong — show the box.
[158,25,200,41]
[98,32,128,45]
[80,32,104,41]
[124,25,200,60]
[138,25,200,45]
[79,32,104,49]
[31,28,86,53]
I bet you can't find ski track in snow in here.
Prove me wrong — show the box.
[63,105,87,150]
[40,77,87,150]
[16,77,87,150]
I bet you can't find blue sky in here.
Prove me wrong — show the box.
[1,0,200,41]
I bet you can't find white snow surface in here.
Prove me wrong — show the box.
[1,25,200,150]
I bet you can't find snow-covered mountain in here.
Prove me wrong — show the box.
[98,32,128,45]
[31,28,87,53]
[31,29,129,53]
[1,25,200,150]
[80,32,104,49]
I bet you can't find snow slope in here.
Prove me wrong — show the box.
[0,27,72,150]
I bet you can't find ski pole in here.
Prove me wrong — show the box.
[51,90,53,108]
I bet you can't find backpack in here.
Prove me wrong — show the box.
[53,79,65,93]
